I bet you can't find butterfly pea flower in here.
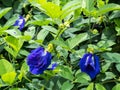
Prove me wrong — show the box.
[27,47,52,74]
[79,53,100,80]
[48,63,58,70]
[14,16,25,30]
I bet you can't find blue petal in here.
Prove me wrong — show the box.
[27,46,52,75]
[29,66,44,74]
[94,54,100,74]
[48,63,58,70]
[14,16,25,30]
[79,53,92,71]
[79,53,100,80]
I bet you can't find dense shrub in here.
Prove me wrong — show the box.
[0,0,120,90]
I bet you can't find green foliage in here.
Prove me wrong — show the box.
[4,36,24,57]
[1,71,17,85]
[0,7,12,19]
[66,33,88,49]
[61,81,74,90]
[112,84,120,90]
[0,59,15,76]
[95,83,106,90]
[0,0,120,89]
[59,65,74,81]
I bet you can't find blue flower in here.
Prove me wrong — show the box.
[14,16,25,30]
[79,53,100,80]
[48,63,58,70]
[27,47,52,74]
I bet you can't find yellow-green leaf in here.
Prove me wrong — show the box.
[1,72,17,85]
[0,59,15,76]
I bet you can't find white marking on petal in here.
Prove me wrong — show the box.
[85,56,90,66]
[42,50,47,56]
[18,19,24,25]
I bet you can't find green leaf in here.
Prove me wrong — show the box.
[19,49,29,56]
[59,65,74,81]
[9,88,28,90]
[112,84,120,90]
[61,0,81,19]
[116,64,120,72]
[29,0,62,19]
[5,29,22,38]
[66,33,88,49]
[0,79,8,87]
[26,20,50,26]
[61,81,74,90]
[102,62,111,73]
[81,0,96,16]
[97,40,115,51]
[102,72,116,81]
[4,46,17,57]
[74,72,91,83]
[114,19,120,27]
[0,59,15,76]
[97,3,120,16]
[4,15,19,27]
[115,27,120,36]
[5,36,24,52]
[5,36,24,57]
[0,7,12,19]
[0,26,9,36]
[18,62,29,81]
[42,26,57,34]
[95,83,106,90]
[85,0,95,11]
[24,26,35,39]
[29,0,46,5]
[51,38,69,49]
[97,0,105,8]
[20,35,32,41]
[86,83,94,90]
[37,28,49,43]
[42,2,62,18]
[1,72,16,85]
[52,0,60,6]
[102,52,120,63]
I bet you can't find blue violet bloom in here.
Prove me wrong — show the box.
[27,47,52,74]
[79,53,100,80]
[14,16,25,30]
[48,63,58,70]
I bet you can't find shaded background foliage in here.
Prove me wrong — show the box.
[0,0,120,90]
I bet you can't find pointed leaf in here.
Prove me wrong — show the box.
[0,7,12,19]
[66,33,88,49]
[5,36,24,52]
[1,72,16,85]
[95,83,106,90]
[0,59,15,75]
[51,38,69,49]
[97,4,120,16]
[26,20,50,26]
[37,29,49,43]
[59,65,74,81]
[86,83,94,90]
